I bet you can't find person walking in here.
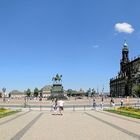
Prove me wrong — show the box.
[110,97,115,108]
[100,96,104,110]
[120,98,124,107]
[58,99,64,115]
[92,97,96,110]
[52,98,58,115]
[110,98,113,106]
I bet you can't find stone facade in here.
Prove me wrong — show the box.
[41,85,52,97]
[110,42,140,97]
[9,90,25,98]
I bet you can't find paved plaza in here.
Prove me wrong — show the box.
[0,109,140,140]
[0,97,139,107]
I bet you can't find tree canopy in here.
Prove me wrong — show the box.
[132,84,140,97]
[26,88,31,97]
[34,88,39,97]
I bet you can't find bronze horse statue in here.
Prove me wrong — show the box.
[52,74,62,83]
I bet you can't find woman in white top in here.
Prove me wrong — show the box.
[58,99,64,115]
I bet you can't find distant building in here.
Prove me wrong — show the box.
[40,85,52,97]
[9,90,25,98]
[110,41,140,97]
[0,92,2,98]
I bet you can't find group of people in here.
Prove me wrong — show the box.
[92,97,124,110]
[110,97,115,107]
[51,97,124,113]
[110,97,124,107]
[52,98,64,115]
[92,96,104,110]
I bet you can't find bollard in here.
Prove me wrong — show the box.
[24,103,26,108]
[51,106,53,111]
[29,105,30,111]
[73,105,75,111]
[40,105,42,111]
[84,105,85,111]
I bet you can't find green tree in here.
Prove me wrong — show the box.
[91,88,96,96]
[132,84,140,97]
[40,91,43,97]
[26,88,31,97]
[67,89,72,97]
[88,88,91,97]
[34,88,39,97]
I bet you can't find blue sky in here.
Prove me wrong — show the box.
[0,0,140,92]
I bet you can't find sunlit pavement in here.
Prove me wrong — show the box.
[0,110,140,140]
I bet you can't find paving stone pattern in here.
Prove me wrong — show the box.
[0,110,140,140]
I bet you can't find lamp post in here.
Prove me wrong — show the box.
[24,96,27,108]
[2,87,6,102]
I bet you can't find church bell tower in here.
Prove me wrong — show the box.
[120,41,129,73]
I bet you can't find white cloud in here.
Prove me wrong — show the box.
[114,22,134,34]
[92,45,99,48]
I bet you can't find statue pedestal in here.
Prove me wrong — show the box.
[48,83,67,100]
[48,74,68,100]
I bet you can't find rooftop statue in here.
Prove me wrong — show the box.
[52,74,62,84]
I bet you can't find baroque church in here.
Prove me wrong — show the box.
[110,41,140,97]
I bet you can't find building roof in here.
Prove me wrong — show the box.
[9,90,25,95]
[41,85,52,91]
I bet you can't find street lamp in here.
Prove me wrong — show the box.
[24,96,27,108]
[2,87,6,102]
